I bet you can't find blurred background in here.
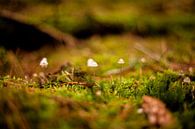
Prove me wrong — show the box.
[0,0,194,76]
[0,2,195,129]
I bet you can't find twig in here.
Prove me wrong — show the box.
[66,81,94,87]
[0,9,76,47]
[134,43,169,69]
[134,43,161,62]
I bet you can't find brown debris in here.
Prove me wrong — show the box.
[141,95,174,127]
[66,82,95,88]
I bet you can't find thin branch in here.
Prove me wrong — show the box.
[0,9,76,47]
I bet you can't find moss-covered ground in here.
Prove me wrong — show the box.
[0,0,195,129]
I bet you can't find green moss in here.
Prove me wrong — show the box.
[0,69,194,129]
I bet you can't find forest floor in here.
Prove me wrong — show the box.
[0,0,195,129]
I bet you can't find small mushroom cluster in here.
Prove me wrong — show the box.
[141,96,174,127]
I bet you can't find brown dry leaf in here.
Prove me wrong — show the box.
[141,95,175,127]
